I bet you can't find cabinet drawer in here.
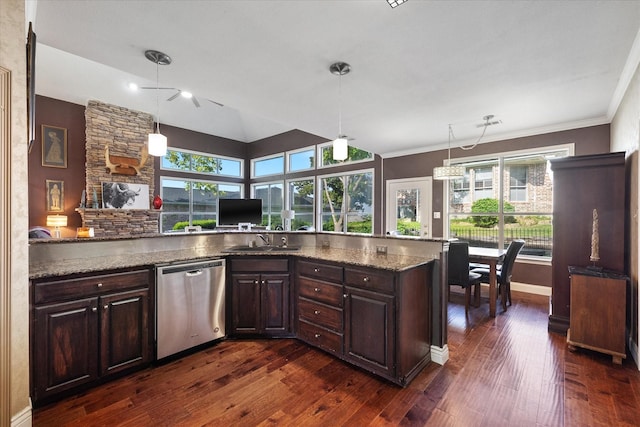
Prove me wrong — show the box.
[297,260,343,283]
[298,277,343,307]
[34,270,150,304]
[298,297,343,332]
[230,257,289,273]
[344,267,394,294]
[298,320,343,355]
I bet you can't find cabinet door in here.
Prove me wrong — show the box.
[231,274,261,334]
[344,287,395,377]
[100,289,150,376]
[262,274,290,335]
[33,297,99,400]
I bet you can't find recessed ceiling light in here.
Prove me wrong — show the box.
[181,91,193,99]
[128,82,139,91]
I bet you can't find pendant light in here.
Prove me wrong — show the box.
[433,124,465,180]
[330,62,351,161]
[144,50,171,157]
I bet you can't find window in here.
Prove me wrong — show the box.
[252,182,283,229]
[287,147,315,173]
[473,167,494,200]
[252,154,284,178]
[509,165,527,202]
[160,177,242,233]
[318,143,373,168]
[161,148,242,178]
[447,145,573,258]
[288,178,315,230]
[319,169,373,234]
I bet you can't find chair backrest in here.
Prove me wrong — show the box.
[499,239,525,283]
[448,241,471,286]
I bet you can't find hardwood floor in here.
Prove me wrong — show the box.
[33,291,640,426]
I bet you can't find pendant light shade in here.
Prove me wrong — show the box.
[148,132,167,157]
[333,136,348,161]
[145,49,171,157]
[330,62,351,161]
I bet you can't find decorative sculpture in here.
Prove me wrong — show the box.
[105,144,149,176]
[590,208,600,264]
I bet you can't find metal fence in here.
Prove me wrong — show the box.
[450,227,552,257]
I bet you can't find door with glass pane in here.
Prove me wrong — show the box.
[385,178,432,238]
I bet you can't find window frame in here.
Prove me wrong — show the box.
[316,167,375,235]
[286,146,316,173]
[444,143,574,260]
[159,147,244,178]
[251,153,285,178]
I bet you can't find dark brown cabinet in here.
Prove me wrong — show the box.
[229,257,291,337]
[31,269,152,405]
[549,153,625,334]
[295,259,433,386]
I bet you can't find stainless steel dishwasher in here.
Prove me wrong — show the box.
[156,259,225,359]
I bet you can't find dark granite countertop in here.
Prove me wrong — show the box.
[29,246,435,280]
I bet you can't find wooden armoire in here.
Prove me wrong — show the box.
[548,152,626,334]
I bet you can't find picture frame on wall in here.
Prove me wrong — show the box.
[41,125,67,168]
[46,179,64,212]
[102,182,150,209]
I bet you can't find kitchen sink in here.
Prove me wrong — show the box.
[223,245,300,252]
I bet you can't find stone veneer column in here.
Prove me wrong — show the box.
[83,100,159,235]
[85,100,155,205]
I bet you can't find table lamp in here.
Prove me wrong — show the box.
[46,214,67,238]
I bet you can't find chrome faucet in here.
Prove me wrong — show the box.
[256,233,270,246]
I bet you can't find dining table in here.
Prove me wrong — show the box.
[468,247,505,317]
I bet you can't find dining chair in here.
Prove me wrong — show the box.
[471,239,525,306]
[448,241,482,313]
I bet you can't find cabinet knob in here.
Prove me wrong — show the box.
[314,268,320,273]
[254,280,259,284]
[97,282,103,287]
[104,305,108,310]
[314,287,320,292]
[314,310,320,315]
[343,294,348,299]
[92,307,97,312]
[363,276,370,282]
[314,333,321,338]
[261,280,266,285]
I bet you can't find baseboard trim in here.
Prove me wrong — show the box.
[510,281,551,296]
[430,344,449,365]
[628,335,639,371]
[11,405,32,427]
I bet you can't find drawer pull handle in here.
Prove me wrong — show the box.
[314,333,321,338]
[92,307,97,312]
[97,283,103,287]
[314,287,320,292]
[363,276,370,282]
[314,310,320,315]
[314,268,320,273]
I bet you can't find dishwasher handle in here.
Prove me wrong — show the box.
[186,269,203,277]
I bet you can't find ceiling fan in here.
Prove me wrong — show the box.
[138,86,224,109]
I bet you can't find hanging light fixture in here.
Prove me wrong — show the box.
[144,49,172,157]
[330,62,351,161]
[433,124,466,180]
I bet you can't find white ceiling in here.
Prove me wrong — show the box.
[31,0,640,158]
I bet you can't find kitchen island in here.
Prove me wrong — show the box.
[29,232,446,405]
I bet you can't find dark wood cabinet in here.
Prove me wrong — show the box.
[229,257,291,337]
[31,269,153,405]
[295,258,433,386]
[567,269,627,363]
[549,153,625,334]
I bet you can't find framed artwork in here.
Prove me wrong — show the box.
[46,179,64,212]
[42,125,67,168]
[102,182,150,209]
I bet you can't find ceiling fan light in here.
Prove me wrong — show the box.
[433,164,465,180]
[148,132,167,157]
[333,136,348,161]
